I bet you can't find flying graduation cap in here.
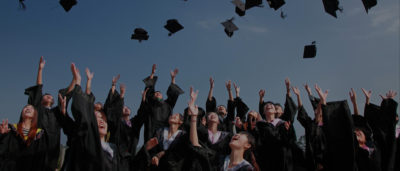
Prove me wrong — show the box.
[266,0,285,10]
[60,0,77,12]
[245,0,263,10]
[322,0,342,18]
[164,19,184,36]
[131,28,149,42]
[221,18,238,37]
[361,0,377,13]
[303,41,317,58]
[232,0,246,16]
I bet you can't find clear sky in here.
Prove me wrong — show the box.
[0,0,398,146]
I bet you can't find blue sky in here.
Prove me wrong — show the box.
[0,0,398,146]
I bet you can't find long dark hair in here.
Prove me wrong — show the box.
[240,131,260,171]
[17,105,38,146]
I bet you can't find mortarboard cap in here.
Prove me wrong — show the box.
[232,0,246,16]
[131,28,149,42]
[266,0,285,10]
[361,0,377,13]
[245,0,263,10]
[322,0,342,18]
[303,41,317,58]
[60,0,77,12]
[164,19,184,36]
[221,18,239,37]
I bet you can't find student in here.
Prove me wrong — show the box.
[24,56,62,171]
[188,88,256,171]
[0,102,62,170]
[140,64,184,142]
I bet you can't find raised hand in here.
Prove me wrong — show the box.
[349,88,357,104]
[361,88,372,105]
[58,94,67,115]
[142,88,149,102]
[233,83,240,97]
[170,68,178,84]
[152,64,157,75]
[380,90,397,100]
[285,78,291,94]
[315,84,328,105]
[145,137,158,151]
[0,119,10,134]
[85,68,94,80]
[189,87,199,106]
[209,77,214,89]
[39,56,46,70]
[292,86,300,97]
[112,74,120,85]
[304,83,312,96]
[225,80,232,91]
[259,89,265,99]
[120,83,126,98]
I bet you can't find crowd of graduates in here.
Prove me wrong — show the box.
[0,57,399,171]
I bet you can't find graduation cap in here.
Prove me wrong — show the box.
[245,0,263,9]
[131,28,149,42]
[232,0,246,16]
[322,0,343,18]
[19,0,26,10]
[221,18,239,38]
[164,19,184,36]
[361,0,377,13]
[303,41,317,58]
[266,0,285,10]
[59,0,77,12]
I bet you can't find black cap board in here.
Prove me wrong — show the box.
[361,0,377,13]
[60,0,77,12]
[221,18,239,37]
[131,28,149,42]
[266,0,285,10]
[245,0,263,10]
[303,41,317,58]
[164,19,184,36]
[232,0,246,16]
[322,0,342,18]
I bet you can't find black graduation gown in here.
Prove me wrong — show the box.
[255,120,290,171]
[103,89,144,171]
[24,84,62,171]
[394,136,399,171]
[321,101,356,171]
[0,123,50,171]
[144,128,188,171]
[205,96,238,132]
[297,106,327,171]
[65,85,117,171]
[364,99,398,171]
[141,76,184,142]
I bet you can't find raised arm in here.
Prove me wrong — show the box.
[165,68,184,108]
[85,68,94,95]
[36,56,45,85]
[188,87,201,147]
[349,88,359,115]
[259,89,265,116]
[150,64,156,80]
[226,80,233,101]
[361,88,372,105]
[208,77,214,101]
[315,84,328,105]
[143,64,158,104]
[111,74,120,95]
[0,119,10,134]
[281,79,297,122]
[285,78,291,97]
[292,86,302,107]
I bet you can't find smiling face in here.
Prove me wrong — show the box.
[229,133,251,151]
[95,110,108,138]
[122,106,131,117]
[22,105,35,119]
[274,105,283,118]
[154,91,163,100]
[354,128,366,146]
[41,94,54,107]
[217,105,227,116]
[207,112,220,124]
[264,102,276,116]
[168,113,183,125]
